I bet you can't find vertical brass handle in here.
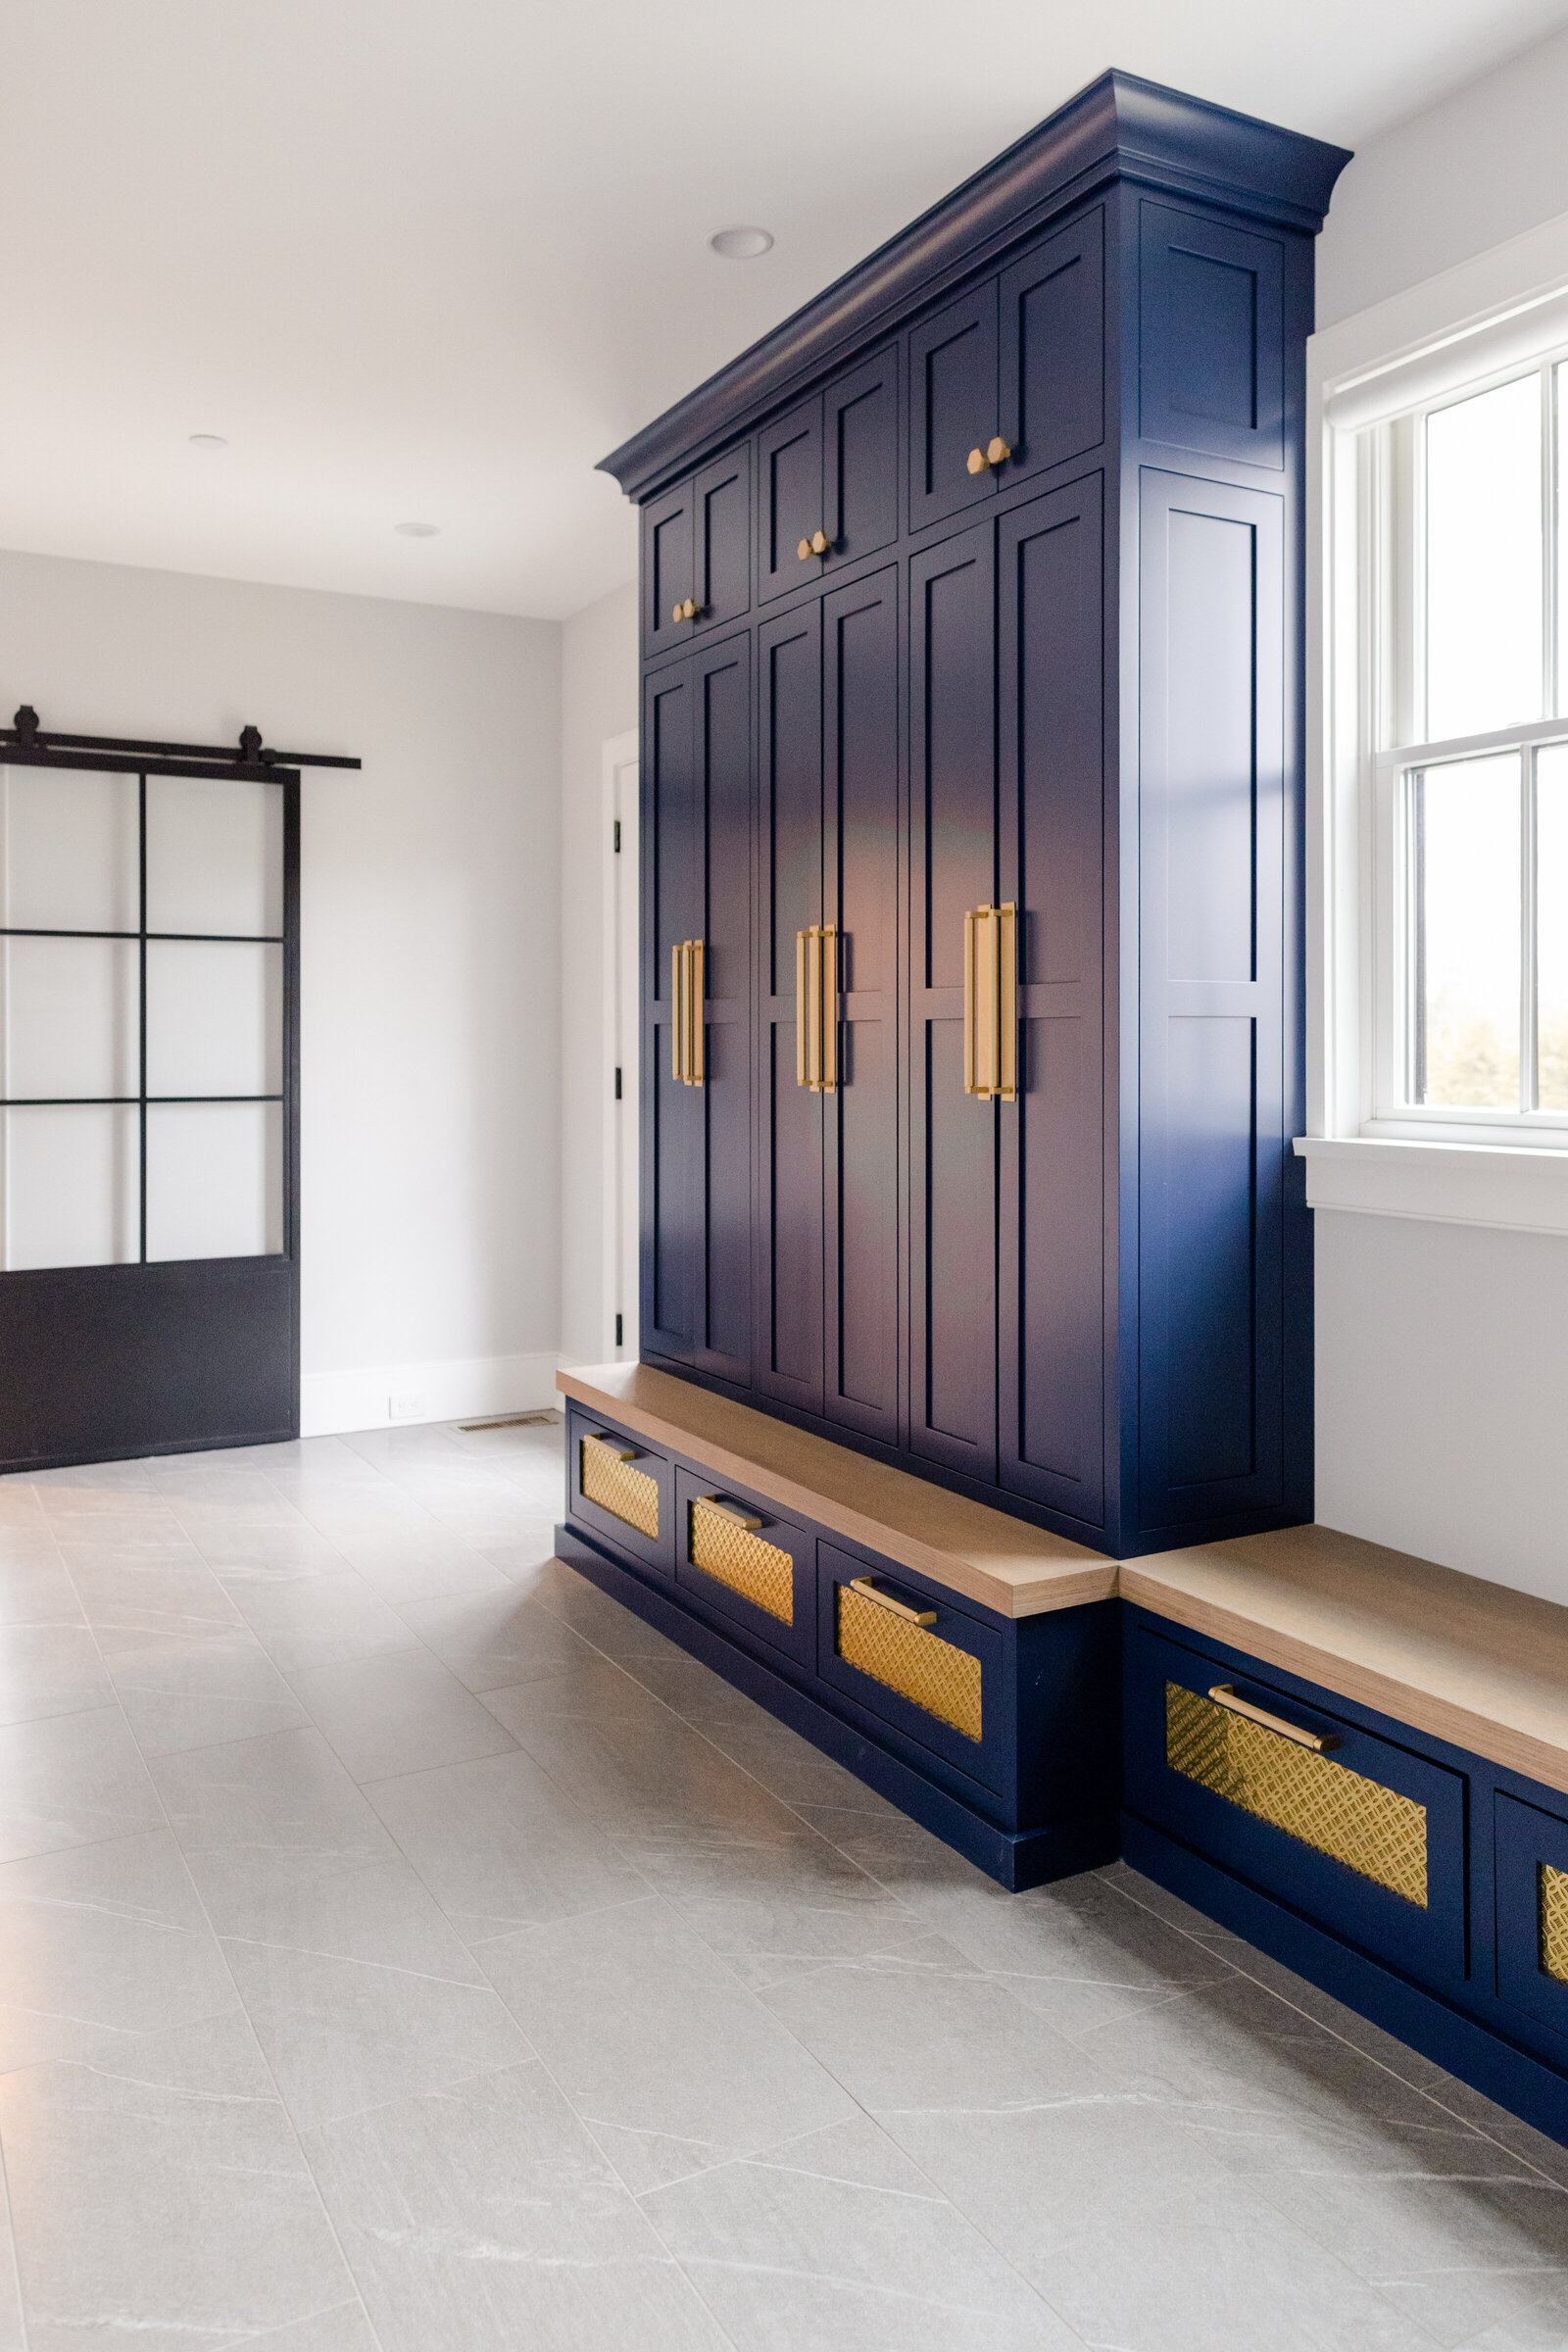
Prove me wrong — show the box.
[689,939,705,1088]
[962,904,1018,1102]
[806,921,823,1093]
[794,926,838,1090]
[796,929,810,1087]
[819,925,837,1093]
[672,942,685,1083]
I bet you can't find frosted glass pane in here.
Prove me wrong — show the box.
[1,1104,138,1269]
[1536,745,1568,1110]
[145,941,281,1097]
[0,938,138,1099]
[1426,375,1543,741]
[146,775,282,938]
[1414,754,1521,1108]
[146,1102,282,1260]
[0,767,138,931]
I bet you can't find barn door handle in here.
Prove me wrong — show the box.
[962,904,1017,1102]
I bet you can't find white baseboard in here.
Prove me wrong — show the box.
[300,1350,564,1439]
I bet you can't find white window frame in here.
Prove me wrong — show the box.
[1302,215,1568,1232]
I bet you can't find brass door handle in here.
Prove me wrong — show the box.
[794,924,838,1092]
[1207,1685,1341,1753]
[848,1575,937,1628]
[962,903,1017,1102]
[696,1494,764,1531]
[671,940,706,1086]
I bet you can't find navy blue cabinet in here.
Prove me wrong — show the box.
[608,73,1348,1558]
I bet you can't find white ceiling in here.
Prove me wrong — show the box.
[1,0,1563,622]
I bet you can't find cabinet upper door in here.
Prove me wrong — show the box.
[641,658,703,1362]
[823,347,899,571]
[758,399,825,605]
[997,477,1106,1527]
[693,444,752,634]
[755,603,825,1414]
[908,519,999,1484]
[690,635,753,1385]
[999,209,1105,489]
[908,284,999,536]
[641,482,695,664]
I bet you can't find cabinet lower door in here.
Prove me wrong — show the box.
[756,605,825,1414]
[908,521,999,1484]
[691,636,753,1385]
[643,659,703,1360]
[823,567,900,1447]
[998,479,1107,1529]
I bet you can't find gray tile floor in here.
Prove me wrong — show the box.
[0,1415,1564,2350]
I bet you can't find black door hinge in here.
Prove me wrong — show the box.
[612,819,621,853]
[614,1313,623,1347]
[613,1065,622,1101]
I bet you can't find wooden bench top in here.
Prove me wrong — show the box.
[559,1364,1568,1798]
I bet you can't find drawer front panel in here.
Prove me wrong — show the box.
[566,1409,673,1574]
[816,1539,1007,1795]
[674,1469,814,1667]
[1126,1620,1466,1988]
[1495,1792,1568,2053]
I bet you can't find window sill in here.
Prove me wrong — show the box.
[1294,1135,1568,1236]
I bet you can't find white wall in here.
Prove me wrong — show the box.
[0,548,562,1435]
[559,581,638,1368]
[1310,47,1568,1602]
[1317,24,1568,328]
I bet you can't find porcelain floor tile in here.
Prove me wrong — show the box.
[0,1703,164,1863]
[288,1647,519,1783]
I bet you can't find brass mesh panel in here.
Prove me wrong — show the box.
[836,1584,982,1743]
[1540,1863,1568,1984]
[688,1500,794,1626]
[1164,1682,1428,1909]
[579,1436,659,1541]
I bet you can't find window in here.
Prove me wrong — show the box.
[1362,355,1568,1141]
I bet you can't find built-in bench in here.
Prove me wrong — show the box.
[555,1363,1568,2147]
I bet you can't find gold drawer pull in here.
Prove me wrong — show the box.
[848,1574,936,1628]
[1207,1684,1340,1753]
[585,1430,634,1461]
[696,1493,763,1532]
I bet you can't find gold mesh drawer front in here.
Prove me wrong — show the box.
[688,1500,794,1626]
[1541,1864,1568,1984]
[836,1584,982,1743]
[579,1434,659,1541]
[1165,1682,1428,1908]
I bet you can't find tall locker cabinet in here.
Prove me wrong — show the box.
[605,70,1348,1562]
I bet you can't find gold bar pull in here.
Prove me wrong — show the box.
[962,907,978,1094]
[848,1574,937,1628]
[962,903,1018,1101]
[671,943,684,1083]
[796,929,810,1087]
[996,902,1016,1103]
[696,1493,764,1532]
[690,939,705,1088]
[805,922,823,1093]
[585,1431,636,1462]
[1207,1684,1341,1753]
[819,924,837,1093]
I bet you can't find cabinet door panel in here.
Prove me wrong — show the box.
[756,607,824,1410]
[824,568,899,1444]
[758,399,824,605]
[693,637,753,1383]
[642,482,695,663]
[825,348,899,569]
[908,286,999,536]
[1138,471,1285,1531]
[694,446,752,633]
[999,480,1106,1524]
[1000,210,1105,486]
[1139,201,1285,470]
[642,660,702,1360]
[909,523,998,1480]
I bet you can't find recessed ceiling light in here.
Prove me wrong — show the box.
[188,433,228,450]
[709,225,773,261]
[394,521,440,538]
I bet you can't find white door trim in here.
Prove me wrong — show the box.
[601,727,639,1361]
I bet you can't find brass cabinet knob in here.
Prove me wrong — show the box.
[797,537,813,562]
[966,447,987,474]
[671,601,684,621]
[674,596,701,621]
[987,436,1011,466]
[810,528,831,556]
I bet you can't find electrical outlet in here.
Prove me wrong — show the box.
[388,1391,427,1423]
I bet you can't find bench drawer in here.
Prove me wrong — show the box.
[816,1539,1008,1795]
[1495,1792,1568,2055]
[1126,1620,1467,1988]
[566,1408,673,1575]
[674,1469,814,1668]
